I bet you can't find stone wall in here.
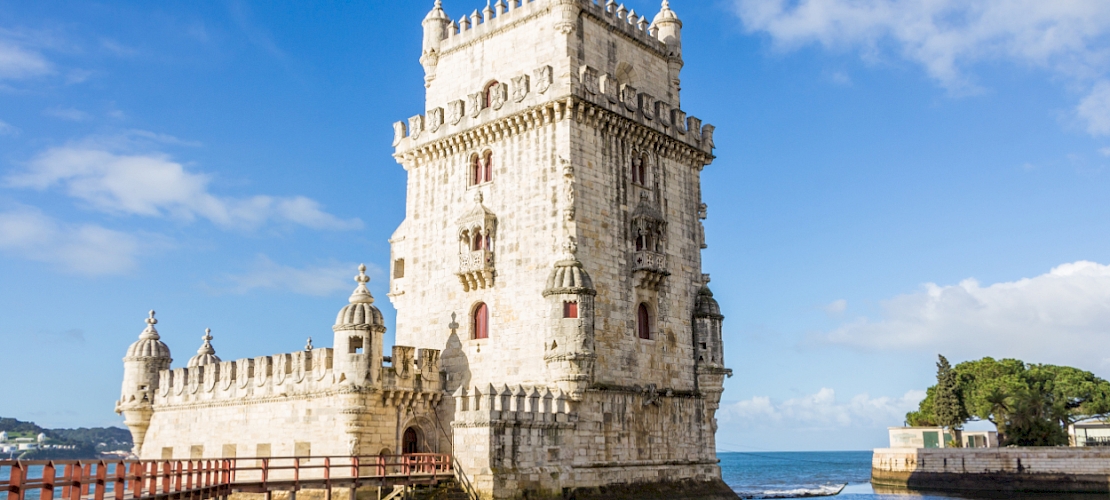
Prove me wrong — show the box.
[873,447,1110,493]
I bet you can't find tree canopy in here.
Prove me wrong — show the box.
[906,357,1110,446]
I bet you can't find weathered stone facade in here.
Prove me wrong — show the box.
[117,2,733,499]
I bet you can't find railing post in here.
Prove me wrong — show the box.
[42,462,56,500]
[114,461,126,500]
[8,462,25,500]
[67,461,84,500]
[94,461,107,500]
[82,462,93,499]
[323,457,332,500]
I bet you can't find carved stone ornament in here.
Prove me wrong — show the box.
[701,124,716,150]
[600,73,619,104]
[687,116,703,141]
[511,75,530,102]
[638,93,655,120]
[408,115,425,140]
[490,82,508,110]
[620,84,638,112]
[656,101,672,127]
[672,109,688,134]
[579,65,599,95]
[427,107,444,133]
[448,100,465,125]
[392,121,407,147]
[535,65,553,94]
[469,92,484,118]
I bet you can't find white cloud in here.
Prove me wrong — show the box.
[0,119,18,136]
[1101,147,1110,157]
[0,208,143,275]
[44,106,91,122]
[820,261,1110,368]
[1079,82,1110,136]
[5,137,362,231]
[720,388,925,430]
[823,299,848,315]
[218,255,376,296]
[0,40,51,80]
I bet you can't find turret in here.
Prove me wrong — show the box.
[333,264,386,387]
[116,311,172,456]
[542,242,597,398]
[693,282,731,410]
[652,1,684,97]
[187,328,221,367]
[421,0,451,88]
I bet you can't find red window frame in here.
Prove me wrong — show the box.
[473,303,489,339]
[564,301,579,319]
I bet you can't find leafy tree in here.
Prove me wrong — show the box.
[934,355,966,430]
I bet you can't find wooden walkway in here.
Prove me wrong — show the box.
[1,454,454,500]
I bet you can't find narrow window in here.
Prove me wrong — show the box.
[473,303,489,339]
[631,154,642,184]
[349,336,364,354]
[635,235,645,251]
[638,153,648,185]
[393,258,405,279]
[471,154,482,186]
[483,150,494,182]
[637,303,651,339]
[472,233,484,251]
[564,301,579,319]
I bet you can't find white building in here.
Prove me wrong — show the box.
[888,427,998,449]
[1070,420,1110,447]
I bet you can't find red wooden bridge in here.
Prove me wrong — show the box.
[1,454,469,500]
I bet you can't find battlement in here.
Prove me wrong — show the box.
[152,345,441,407]
[451,384,575,427]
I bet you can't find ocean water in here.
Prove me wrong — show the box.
[720,451,1103,499]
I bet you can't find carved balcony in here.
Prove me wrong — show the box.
[632,250,669,290]
[457,250,495,291]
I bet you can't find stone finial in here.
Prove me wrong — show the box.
[198,329,214,355]
[349,264,374,304]
[187,328,221,367]
[305,337,314,351]
[141,310,160,339]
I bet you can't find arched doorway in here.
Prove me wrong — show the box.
[402,428,419,454]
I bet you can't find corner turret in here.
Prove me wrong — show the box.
[117,311,172,456]
[421,0,451,88]
[333,264,386,387]
[652,0,684,97]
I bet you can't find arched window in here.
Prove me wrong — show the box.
[635,234,645,251]
[473,303,489,339]
[637,303,651,339]
[470,154,482,186]
[472,232,486,251]
[482,150,493,183]
[484,81,500,108]
[402,428,419,454]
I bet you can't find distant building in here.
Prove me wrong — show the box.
[36,432,46,443]
[0,431,7,442]
[888,427,997,449]
[1069,420,1110,447]
[17,443,38,451]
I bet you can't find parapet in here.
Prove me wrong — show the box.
[451,384,575,428]
[155,348,336,406]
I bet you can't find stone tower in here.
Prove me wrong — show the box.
[116,311,173,455]
[390,1,732,498]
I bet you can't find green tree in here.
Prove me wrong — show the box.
[934,355,966,431]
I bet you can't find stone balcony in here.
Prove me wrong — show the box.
[457,250,495,291]
[632,250,669,290]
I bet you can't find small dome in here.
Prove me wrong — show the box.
[424,0,449,21]
[187,328,221,368]
[695,285,723,318]
[125,311,172,360]
[335,264,385,330]
[653,0,681,25]
[544,258,597,296]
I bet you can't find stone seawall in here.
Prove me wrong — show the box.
[873,447,1110,493]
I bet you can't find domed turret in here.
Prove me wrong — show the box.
[421,0,451,88]
[187,328,221,367]
[118,310,173,457]
[694,285,722,319]
[543,258,596,297]
[652,0,684,99]
[333,265,386,387]
[336,264,385,328]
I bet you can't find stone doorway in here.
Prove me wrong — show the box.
[402,427,419,454]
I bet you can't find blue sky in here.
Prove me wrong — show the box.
[2,0,1110,452]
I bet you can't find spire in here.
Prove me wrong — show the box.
[349,264,375,304]
[197,328,215,356]
[140,310,160,340]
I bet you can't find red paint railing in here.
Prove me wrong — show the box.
[0,454,452,500]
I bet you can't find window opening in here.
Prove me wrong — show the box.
[473,303,489,339]
[637,303,651,339]
[471,154,482,186]
[484,81,499,109]
[483,150,493,182]
[403,428,419,454]
[564,301,579,319]
[393,258,405,279]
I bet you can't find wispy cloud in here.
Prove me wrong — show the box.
[1079,82,1110,136]
[730,0,1110,135]
[719,388,925,430]
[44,106,91,122]
[215,255,373,296]
[823,299,848,316]
[0,207,145,275]
[0,40,52,80]
[1100,147,1110,157]
[5,133,362,231]
[819,261,1110,369]
[0,119,18,136]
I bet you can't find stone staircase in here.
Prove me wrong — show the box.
[406,479,471,500]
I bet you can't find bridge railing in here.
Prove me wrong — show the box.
[1,454,451,500]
